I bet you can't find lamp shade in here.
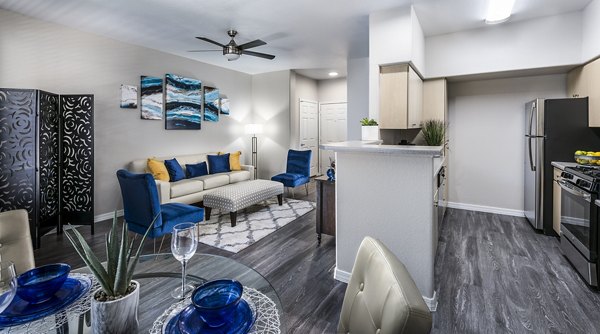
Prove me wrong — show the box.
[245,124,263,135]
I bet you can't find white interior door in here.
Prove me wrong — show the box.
[299,100,319,176]
[319,102,347,174]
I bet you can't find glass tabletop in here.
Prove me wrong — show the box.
[73,253,283,333]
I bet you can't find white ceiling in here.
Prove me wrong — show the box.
[0,0,593,78]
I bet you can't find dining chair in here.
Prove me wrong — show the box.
[271,149,312,198]
[0,209,35,274]
[338,236,432,334]
[116,169,204,252]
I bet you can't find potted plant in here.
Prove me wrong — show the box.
[360,118,379,141]
[65,213,155,334]
[421,119,446,146]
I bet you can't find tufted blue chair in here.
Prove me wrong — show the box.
[271,149,312,197]
[338,237,432,334]
[116,170,204,251]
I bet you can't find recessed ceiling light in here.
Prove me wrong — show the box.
[485,0,516,24]
[328,71,339,77]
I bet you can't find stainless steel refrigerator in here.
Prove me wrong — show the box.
[524,97,600,234]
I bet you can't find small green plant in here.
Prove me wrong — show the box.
[360,118,378,126]
[65,212,156,300]
[421,119,446,146]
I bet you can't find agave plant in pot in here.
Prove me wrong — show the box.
[65,213,154,334]
[360,118,379,141]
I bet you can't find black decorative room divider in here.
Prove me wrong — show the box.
[0,89,94,248]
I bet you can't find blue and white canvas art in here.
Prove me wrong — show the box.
[120,85,137,109]
[140,76,163,120]
[203,87,219,122]
[219,98,230,115]
[165,74,202,130]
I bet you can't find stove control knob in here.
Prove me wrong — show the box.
[579,180,590,188]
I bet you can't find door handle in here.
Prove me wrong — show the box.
[558,180,591,202]
[528,137,535,172]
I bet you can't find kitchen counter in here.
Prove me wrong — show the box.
[320,141,443,157]
[551,161,578,170]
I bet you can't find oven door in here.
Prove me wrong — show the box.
[559,179,596,261]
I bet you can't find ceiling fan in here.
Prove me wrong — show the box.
[190,30,275,61]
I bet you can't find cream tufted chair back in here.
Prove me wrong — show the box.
[0,210,35,274]
[338,236,432,334]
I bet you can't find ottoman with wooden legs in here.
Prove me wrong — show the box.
[203,180,284,227]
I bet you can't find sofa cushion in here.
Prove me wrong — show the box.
[164,158,185,182]
[170,179,204,198]
[208,154,231,174]
[227,171,251,184]
[186,162,208,178]
[192,174,229,190]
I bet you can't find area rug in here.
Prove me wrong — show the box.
[197,198,316,253]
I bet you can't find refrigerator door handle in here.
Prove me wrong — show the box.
[528,137,535,171]
[528,102,536,136]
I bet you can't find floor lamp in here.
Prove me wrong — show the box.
[245,124,263,180]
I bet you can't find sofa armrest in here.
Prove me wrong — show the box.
[155,180,171,204]
[241,165,255,180]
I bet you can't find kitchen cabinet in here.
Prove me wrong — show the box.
[553,167,561,235]
[423,78,447,122]
[379,64,423,129]
[566,58,600,127]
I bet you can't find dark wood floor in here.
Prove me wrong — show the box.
[35,184,600,333]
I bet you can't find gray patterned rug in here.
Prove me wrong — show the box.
[197,198,315,253]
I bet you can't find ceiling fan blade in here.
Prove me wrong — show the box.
[238,39,267,50]
[242,50,275,60]
[187,50,221,52]
[195,37,225,48]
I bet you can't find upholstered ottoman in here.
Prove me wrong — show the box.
[203,180,284,227]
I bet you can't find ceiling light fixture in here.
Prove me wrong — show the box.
[328,71,339,77]
[485,0,516,24]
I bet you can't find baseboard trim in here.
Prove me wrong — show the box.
[334,267,351,283]
[94,210,124,223]
[447,202,525,217]
[335,267,438,312]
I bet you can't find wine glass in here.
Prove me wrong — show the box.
[0,262,17,313]
[171,223,198,299]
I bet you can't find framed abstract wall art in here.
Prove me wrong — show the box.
[140,76,163,120]
[203,86,219,122]
[165,73,202,130]
[120,85,137,109]
[219,98,230,115]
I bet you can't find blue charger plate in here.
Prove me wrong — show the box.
[0,275,91,327]
[165,299,255,334]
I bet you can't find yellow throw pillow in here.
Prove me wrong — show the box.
[219,151,242,171]
[147,158,170,181]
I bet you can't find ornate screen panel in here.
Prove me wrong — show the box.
[0,89,37,234]
[37,91,60,229]
[60,95,94,229]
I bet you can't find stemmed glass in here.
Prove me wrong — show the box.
[0,262,17,313]
[171,223,198,299]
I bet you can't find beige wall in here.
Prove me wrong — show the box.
[0,9,253,217]
[317,77,347,103]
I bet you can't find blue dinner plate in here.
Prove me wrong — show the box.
[0,275,91,327]
[165,299,255,334]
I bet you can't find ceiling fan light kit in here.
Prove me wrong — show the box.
[193,29,275,61]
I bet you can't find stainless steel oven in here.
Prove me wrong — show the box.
[559,168,599,286]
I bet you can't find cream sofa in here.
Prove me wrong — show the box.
[129,153,254,205]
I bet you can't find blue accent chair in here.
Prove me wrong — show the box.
[116,169,204,251]
[271,149,312,197]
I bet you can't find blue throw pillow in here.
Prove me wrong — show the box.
[207,154,231,174]
[186,162,208,178]
[164,158,185,182]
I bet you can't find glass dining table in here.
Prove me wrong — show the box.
[1,253,284,333]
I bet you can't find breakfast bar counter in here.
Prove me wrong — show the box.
[320,141,444,310]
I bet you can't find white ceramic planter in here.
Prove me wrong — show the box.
[91,280,140,334]
[361,126,380,141]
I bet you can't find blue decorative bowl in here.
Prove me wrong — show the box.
[16,263,71,304]
[191,279,243,328]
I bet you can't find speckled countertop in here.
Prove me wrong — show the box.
[319,141,443,157]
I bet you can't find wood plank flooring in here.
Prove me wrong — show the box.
[35,183,600,333]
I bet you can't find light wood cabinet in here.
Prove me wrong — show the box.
[423,78,447,122]
[566,58,600,127]
[379,64,423,129]
[553,167,562,235]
